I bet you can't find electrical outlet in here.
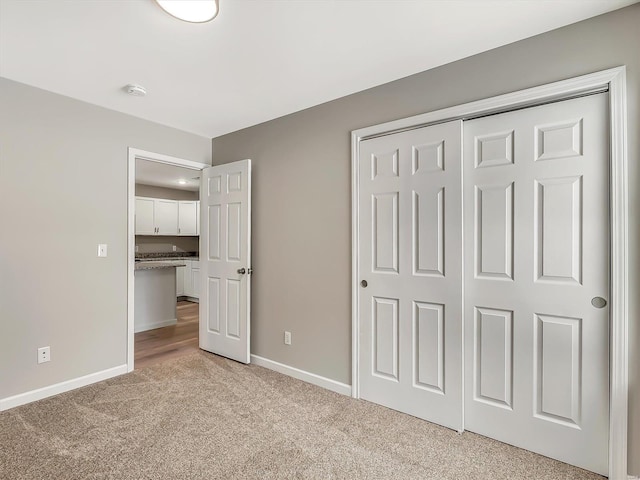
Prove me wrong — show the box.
[172,245,177,252]
[284,331,292,345]
[135,245,139,253]
[37,346,50,364]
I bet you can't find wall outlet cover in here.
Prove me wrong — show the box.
[284,331,292,345]
[37,346,50,364]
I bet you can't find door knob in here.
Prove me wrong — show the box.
[591,297,607,309]
[237,268,246,275]
[361,280,368,288]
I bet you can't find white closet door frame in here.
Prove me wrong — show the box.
[351,66,628,480]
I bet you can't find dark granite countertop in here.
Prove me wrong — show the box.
[136,251,198,259]
[135,251,199,262]
[135,261,187,271]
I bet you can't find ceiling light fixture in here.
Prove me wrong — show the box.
[155,0,219,23]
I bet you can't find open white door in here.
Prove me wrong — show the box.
[199,160,251,363]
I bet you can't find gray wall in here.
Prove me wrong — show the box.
[211,5,640,473]
[0,78,210,399]
[135,236,199,255]
[135,184,199,201]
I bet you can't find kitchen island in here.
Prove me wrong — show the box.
[134,261,186,333]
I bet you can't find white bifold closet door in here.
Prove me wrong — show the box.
[463,93,610,475]
[358,120,463,430]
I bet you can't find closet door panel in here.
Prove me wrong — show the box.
[463,94,610,475]
[358,120,463,431]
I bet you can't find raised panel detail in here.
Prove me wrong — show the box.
[413,302,444,394]
[208,204,221,260]
[535,119,583,161]
[207,278,220,333]
[413,188,444,277]
[474,307,513,409]
[412,141,444,174]
[227,172,242,192]
[534,314,582,428]
[372,193,399,273]
[227,203,241,262]
[475,130,514,168]
[372,297,399,381]
[371,150,399,179]
[226,279,241,339]
[208,175,221,195]
[535,176,582,284]
[475,183,514,280]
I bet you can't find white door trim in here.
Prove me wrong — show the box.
[350,66,628,479]
[126,148,208,372]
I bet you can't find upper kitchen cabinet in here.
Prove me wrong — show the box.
[155,199,179,235]
[135,197,200,236]
[178,201,198,236]
[135,196,177,235]
[135,197,156,235]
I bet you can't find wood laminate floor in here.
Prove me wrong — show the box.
[134,300,199,370]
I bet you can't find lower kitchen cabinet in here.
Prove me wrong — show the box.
[191,264,200,298]
[176,263,185,296]
[180,260,200,299]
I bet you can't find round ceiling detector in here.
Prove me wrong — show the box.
[125,84,147,97]
[155,0,219,23]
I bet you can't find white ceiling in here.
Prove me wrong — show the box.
[136,159,200,191]
[0,0,636,138]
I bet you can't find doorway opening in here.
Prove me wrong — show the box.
[127,148,207,371]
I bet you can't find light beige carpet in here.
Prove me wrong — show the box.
[0,351,603,479]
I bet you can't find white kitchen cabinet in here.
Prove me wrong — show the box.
[155,199,179,235]
[179,260,200,299]
[135,197,178,235]
[183,260,192,296]
[191,262,200,298]
[178,201,198,236]
[135,196,200,236]
[135,197,155,235]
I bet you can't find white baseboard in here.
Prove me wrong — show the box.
[250,354,351,396]
[134,318,177,333]
[0,364,128,412]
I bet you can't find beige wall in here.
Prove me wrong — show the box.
[0,78,210,399]
[211,5,640,473]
